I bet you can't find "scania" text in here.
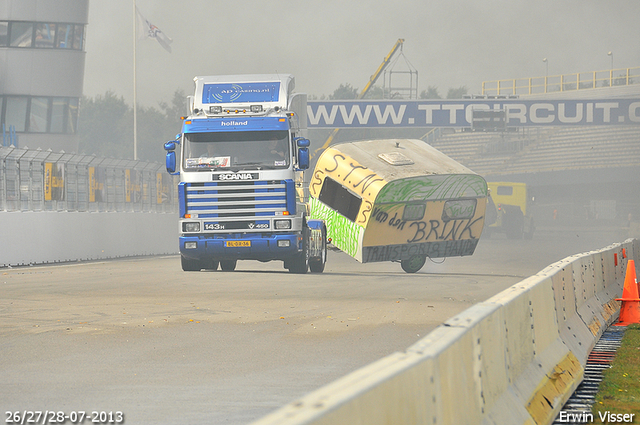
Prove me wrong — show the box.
[217,173,255,180]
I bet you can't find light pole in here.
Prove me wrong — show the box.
[543,58,548,92]
[608,51,613,86]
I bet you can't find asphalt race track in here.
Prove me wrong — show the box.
[0,224,626,424]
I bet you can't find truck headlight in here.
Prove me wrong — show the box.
[183,222,200,232]
[274,219,291,230]
[184,242,197,249]
[277,240,290,247]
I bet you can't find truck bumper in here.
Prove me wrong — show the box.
[179,233,302,261]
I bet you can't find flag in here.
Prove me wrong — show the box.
[136,6,172,53]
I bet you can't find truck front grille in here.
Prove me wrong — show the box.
[185,180,288,218]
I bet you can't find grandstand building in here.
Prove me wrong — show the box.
[0,0,89,152]
[428,83,640,227]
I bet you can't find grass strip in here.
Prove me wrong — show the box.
[592,323,640,421]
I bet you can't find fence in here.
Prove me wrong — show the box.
[0,146,178,213]
[482,66,640,96]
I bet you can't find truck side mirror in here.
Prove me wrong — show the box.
[166,151,177,174]
[164,141,178,151]
[296,138,310,148]
[297,147,309,170]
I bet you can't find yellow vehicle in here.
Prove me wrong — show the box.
[308,139,489,273]
[485,182,535,239]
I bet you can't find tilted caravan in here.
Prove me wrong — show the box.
[308,139,489,273]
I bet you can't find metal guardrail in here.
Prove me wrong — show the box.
[0,146,178,213]
[482,66,640,96]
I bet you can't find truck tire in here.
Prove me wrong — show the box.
[505,208,524,240]
[309,227,326,273]
[220,260,237,271]
[506,225,523,240]
[181,256,202,272]
[288,252,308,274]
[288,227,309,274]
[309,256,325,273]
[524,218,535,240]
[401,256,426,273]
[204,260,219,271]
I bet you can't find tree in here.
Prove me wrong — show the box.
[77,89,188,162]
[159,89,188,126]
[135,105,171,163]
[77,91,131,159]
[420,86,442,99]
[330,83,359,100]
[446,86,468,99]
[363,85,384,99]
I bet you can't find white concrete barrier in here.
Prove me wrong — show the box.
[0,211,178,267]
[251,239,638,425]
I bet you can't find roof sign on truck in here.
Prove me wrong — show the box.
[202,82,281,104]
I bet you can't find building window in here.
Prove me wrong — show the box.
[50,98,66,133]
[35,23,56,48]
[0,21,84,50]
[0,22,8,46]
[66,98,79,133]
[29,97,50,132]
[55,24,72,48]
[4,97,28,132]
[72,25,84,50]
[10,22,34,47]
[1,96,79,134]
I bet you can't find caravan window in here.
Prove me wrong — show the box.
[442,199,477,222]
[402,203,426,221]
[318,177,362,222]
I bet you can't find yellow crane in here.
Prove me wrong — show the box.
[313,39,405,157]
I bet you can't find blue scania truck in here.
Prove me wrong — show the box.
[164,74,327,273]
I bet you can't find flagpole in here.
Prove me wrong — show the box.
[132,0,138,160]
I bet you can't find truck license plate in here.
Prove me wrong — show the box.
[226,241,251,247]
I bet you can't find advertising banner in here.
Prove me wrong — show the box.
[89,167,105,203]
[44,162,65,201]
[156,173,171,204]
[125,169,141,203]
[307,99,640,128]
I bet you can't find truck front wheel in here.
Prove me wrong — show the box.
[288,250,309,274]
[181,256,202,271]
[220,260,237,271]
[204,260,219,271]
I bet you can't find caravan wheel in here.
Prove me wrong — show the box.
[401,256,426,273]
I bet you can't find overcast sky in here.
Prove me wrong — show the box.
[83,0,640,108]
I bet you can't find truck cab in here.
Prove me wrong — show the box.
[485,181,535,239]
[164,74,326,273]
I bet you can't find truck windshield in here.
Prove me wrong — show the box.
[183,130,290,170]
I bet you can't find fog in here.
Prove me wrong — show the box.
[84,0,640,107]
